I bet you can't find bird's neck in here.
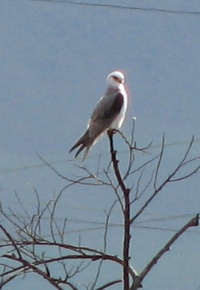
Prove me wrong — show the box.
[107,84,123,94]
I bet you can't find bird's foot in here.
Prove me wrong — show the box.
[107,129,117,137]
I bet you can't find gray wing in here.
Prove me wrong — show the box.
[91,92,124,121]
[88,92,124,138]
[69,92,124,159]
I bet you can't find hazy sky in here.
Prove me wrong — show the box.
[0,1,200,289]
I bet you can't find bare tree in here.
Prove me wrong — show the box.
[0,128,199,289]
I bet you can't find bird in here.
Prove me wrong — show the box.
[69,70,128,160]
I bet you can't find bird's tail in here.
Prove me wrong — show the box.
[69,130,93,160]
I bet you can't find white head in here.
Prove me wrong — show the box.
[106,71,125,87]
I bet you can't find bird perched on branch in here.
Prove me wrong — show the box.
[69,71,128,160]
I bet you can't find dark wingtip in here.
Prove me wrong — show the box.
[69,130,90,158]
[74,144,86,158]
[69,144,77,153]
[69,138,84,154]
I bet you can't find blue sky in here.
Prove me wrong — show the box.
[0,1,200,289]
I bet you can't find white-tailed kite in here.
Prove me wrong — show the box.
[69,71,128,159]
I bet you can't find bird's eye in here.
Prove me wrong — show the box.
[113,76,121,83]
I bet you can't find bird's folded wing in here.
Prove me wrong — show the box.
[87,92,124,139]
[91,92,124,121]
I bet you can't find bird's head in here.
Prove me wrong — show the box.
[106,71,125,87]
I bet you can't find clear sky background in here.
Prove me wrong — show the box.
[0,0,200,289]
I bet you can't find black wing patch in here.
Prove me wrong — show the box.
[102,93,124,119]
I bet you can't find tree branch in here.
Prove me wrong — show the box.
[107,130,131,290]
[130,214,199,289]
